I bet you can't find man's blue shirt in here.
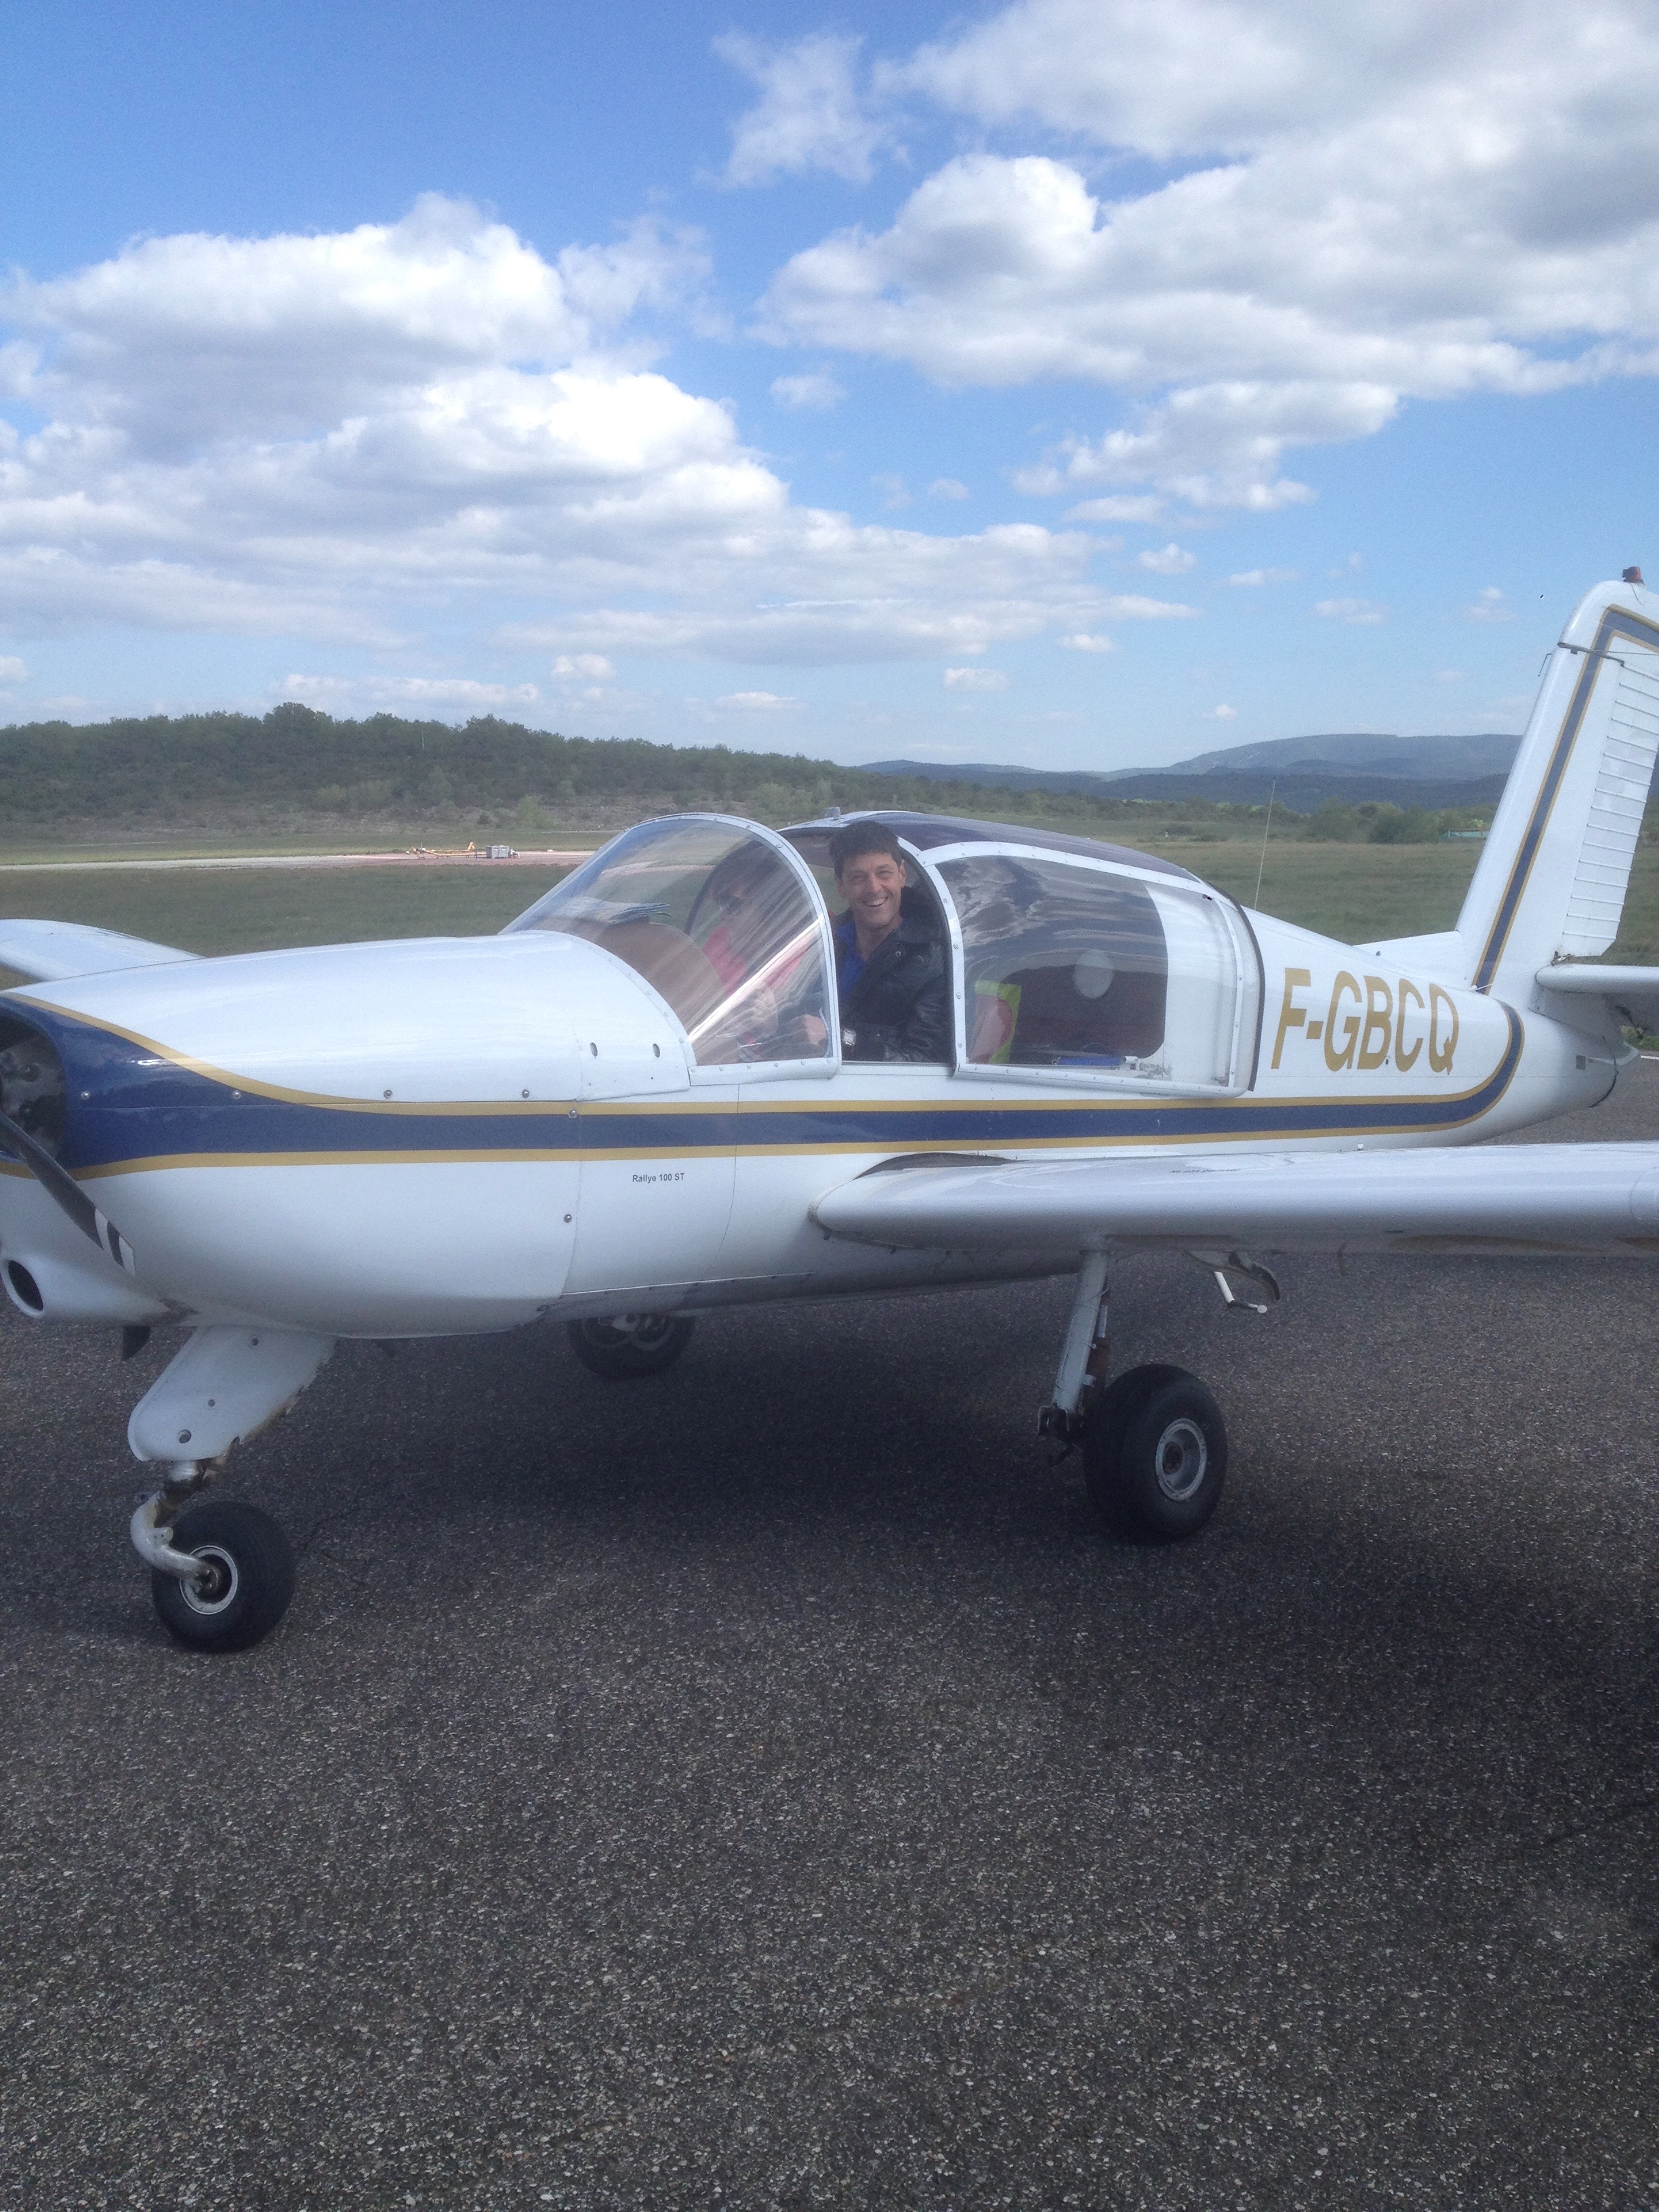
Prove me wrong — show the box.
[833,911,869,992]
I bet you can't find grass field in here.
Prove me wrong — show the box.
[0,863,569,970]
[3,827,1658,975]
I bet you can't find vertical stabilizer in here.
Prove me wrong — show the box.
[1455,579,1659,996]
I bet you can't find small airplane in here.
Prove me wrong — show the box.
[3,575,1659,1652]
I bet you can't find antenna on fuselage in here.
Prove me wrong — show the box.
[1252,779,1277,910]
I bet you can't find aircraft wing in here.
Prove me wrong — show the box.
[811,1143,1659,1259]
[0,919,198,983]
[1536,964,1659,1033]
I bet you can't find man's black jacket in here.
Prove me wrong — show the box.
[837,898,949,1062]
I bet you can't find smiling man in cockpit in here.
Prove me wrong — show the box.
[827,819,949,1063]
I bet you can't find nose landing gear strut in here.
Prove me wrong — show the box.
[126,1325,334,1651]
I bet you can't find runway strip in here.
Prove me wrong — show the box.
[0,846,594,872]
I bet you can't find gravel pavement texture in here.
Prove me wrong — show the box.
[3,1070,1658,2210]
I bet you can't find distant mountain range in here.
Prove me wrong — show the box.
[862,730,1521,813]
[1147,730,1520,780]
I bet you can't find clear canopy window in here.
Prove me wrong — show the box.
[508,820,832,1066]
[939,853,1240,1085]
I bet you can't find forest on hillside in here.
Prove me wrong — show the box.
[0,704,1500,844]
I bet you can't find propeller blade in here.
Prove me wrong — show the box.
[0,1103,138,1275]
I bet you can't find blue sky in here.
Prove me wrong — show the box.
[1,0,1656,769]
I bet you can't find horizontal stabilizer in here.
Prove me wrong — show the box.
[1535,964,1659,1034]
[812,1143,1659,1259]
[0,919,197,983]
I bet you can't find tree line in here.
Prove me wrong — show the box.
[0,703,1502,840]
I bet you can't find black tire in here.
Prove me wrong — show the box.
[150,1499,296,1653]
[1082,1364,1227,1540]
[567,1313,695,1380]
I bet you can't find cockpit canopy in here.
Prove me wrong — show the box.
[783,815,1251,1089]
[508,811,1254,1091]
[507,818,832,1067]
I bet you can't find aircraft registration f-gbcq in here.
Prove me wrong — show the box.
[4,575,1659,1650]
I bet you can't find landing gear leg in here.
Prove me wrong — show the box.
[1037,1252,1112,1446]
[125,1325,333,1652]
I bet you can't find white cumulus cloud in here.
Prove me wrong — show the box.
[8,195,699,451]
[280,674,544,714]
[551,653,614,679]
[756,2,1659,506]
[1314,597,1386,625]
[1096,594,1198,620]
[1062,495,1164,523]
[771,371,844,411]
[943,665,1010,691]
[0,199,1165,670]
[1059,632,1115,652]
[716,690,800,710]
[717,33,889,186]
[1465,586,1515,622]
[1138,542,1197,574]
[0,654,28,682]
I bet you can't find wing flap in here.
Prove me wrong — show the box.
[811,1144,1659,1258]
[0,919,198,983]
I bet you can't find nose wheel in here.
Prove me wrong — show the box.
[147,1497,297,1651]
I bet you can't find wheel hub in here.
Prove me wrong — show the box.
[180,1544,241,1616]
[1152,1417,1208,1502]
[598,1313,676,1348]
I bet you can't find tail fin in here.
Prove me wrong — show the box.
[1373,580,1659,990]
[1455,578,1659,994]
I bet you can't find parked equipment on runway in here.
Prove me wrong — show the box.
[5,578,1659,1648]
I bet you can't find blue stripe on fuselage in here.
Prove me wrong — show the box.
[1,1000,1523,1172]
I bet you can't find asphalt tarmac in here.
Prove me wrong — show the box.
[3,1073,1658,2211]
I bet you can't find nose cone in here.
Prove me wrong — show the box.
[1,935,695,1334]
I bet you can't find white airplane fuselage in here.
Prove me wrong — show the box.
[0,896,1617,1343]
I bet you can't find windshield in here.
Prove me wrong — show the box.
[508,819,832,1067]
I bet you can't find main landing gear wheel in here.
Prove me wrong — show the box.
[150,1499,296,1653]
[567,1313,695,1380]
[1082,1364,1227,1541]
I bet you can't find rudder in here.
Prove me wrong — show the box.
[1454,579,1659,996]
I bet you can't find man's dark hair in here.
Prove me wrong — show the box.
[829,819,905,877]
